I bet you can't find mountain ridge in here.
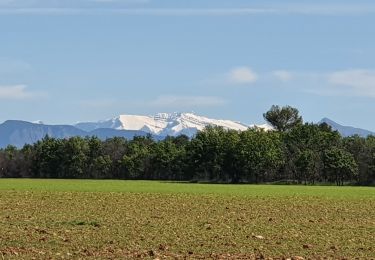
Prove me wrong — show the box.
[74,112,261,137]
[0,120,149,148]
[319,118,375,137]
[1,113,374,148]
[0,112,265,148]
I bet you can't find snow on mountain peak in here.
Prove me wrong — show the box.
[75,112,269,137]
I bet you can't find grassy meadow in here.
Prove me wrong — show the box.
[0,179,374,259]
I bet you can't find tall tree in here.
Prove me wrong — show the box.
[187,126,226,181]
[295,149,320,184]
[238,129,284,183]
[323,147,358,186]
[263,105,303,132]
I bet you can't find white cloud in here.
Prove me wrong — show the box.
[273,70,293,82]
[227,67,258,85]
[329,69,375,89]
[0,58,31,75]
[201,67,258,87]
[80,98,116,108]
[0,0,148,7]
[204,67,375,98]
[328,69,375,97]
[0,85,44,100]
[1,4,375,16]
[0,7,274,16]
[269,69,375,98]
[89,0,149,3]
[282,4,375,16]
[150,95,227,108]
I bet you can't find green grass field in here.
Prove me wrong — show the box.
[0,179,374,259]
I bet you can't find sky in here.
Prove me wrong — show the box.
[1,0,375,130]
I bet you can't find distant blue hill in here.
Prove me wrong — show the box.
[319,118,375,137]
[1,117,374,148]
[88,128,150,140]
[0,120,149,148]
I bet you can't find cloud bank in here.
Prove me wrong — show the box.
[150,95,227,108]
[0,85,44,100]
[1,2,375,16]
[228,67,258,85]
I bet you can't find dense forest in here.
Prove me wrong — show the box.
[0,106,374,185]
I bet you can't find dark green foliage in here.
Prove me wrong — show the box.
[237,129,284,183]
[295,149,320,184]
[282,123,342,184]
[343,135,375,185]
[187,126,227,181]
[121,136,153,179]
[263,105,303,131]
[0,108,374,185]
[323,148,358,186]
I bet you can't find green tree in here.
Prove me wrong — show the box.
[343,135,368,184]
[238,129,284,183]
[323,147,358,186]
[222,130,242,183]
[151,139,180,180]
[32,136,63,178]
[92,155,112,179]
[363,136,375,185]
[0,145,21,177]
[59,137,89,178]
[121,136,154,179]
[102,137,128,178]
[283,123,341,183]
[187,126,226,181]
[295,149,320,184]
[263,105,303,132]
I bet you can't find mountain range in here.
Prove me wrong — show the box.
[74,112,271,136]
[0,120,151,148]
[0,113,373,148]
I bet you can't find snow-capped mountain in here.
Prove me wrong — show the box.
[2,114,375,148]
[75,112,268,137]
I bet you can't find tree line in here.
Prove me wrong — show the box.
[0,106,374,185]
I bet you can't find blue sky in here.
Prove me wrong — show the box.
[1,0,375,130]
